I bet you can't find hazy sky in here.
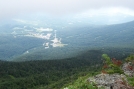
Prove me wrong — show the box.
[0,0,134,19]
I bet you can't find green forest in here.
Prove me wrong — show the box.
[0,50,102,89]
[0,2,134,89]
[0,48,134,89]
[0,19,134,89]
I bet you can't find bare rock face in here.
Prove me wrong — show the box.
[87,59,134,89]
[122,62,134,77]
[87,73,134,89]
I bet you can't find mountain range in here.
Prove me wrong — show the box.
[0,20,134,61]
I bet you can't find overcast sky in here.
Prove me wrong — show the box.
[0,0,134,19]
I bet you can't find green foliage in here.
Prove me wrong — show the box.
[102,54,111,64]
[0,48,133,89]
[0,54,102,89]
[127,76,134,86]
[64,74,97,89]
[102,54,134,87]
[63,72,105,89]
[102,54,123,74]
[125,54,134,62]
[106,69,114,74]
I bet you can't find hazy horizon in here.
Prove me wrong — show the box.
[1,0,134,25]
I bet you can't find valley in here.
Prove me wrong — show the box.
[0,20,134,61]
[1,1,134,89]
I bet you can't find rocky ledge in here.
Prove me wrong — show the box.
[87,62,134,89]
[87,73,134,89]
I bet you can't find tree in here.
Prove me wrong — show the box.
[101,54,123,74]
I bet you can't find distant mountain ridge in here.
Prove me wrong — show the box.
[67,20,134,45]
[0,20,134,61]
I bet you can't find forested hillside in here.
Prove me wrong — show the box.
[0,50,102,89]
[60,20,134,47]
[0,48,134,89]
[63,54,134,89]
[0,35,44,60]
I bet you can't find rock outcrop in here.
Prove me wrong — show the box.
[87,73,134,89]
[122,62,134,77]
[87,61,134,89]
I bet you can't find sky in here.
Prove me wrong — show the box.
[0,0,134,21]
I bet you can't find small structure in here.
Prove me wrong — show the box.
[44,42,49,49]
[51,30,67,47]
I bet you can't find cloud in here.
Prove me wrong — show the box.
[0,0,134,19]
[79,7,134,17]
